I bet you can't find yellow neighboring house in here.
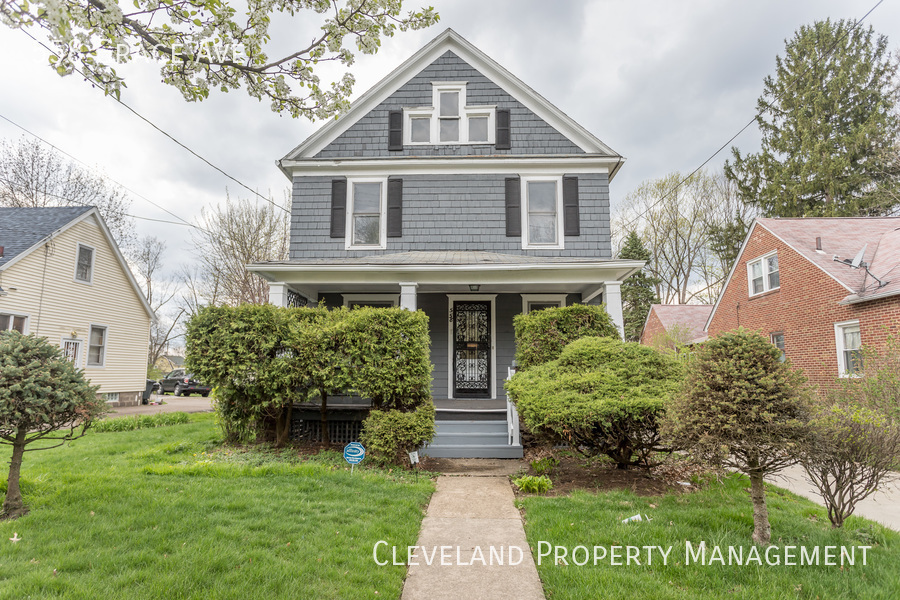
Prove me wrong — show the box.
[0,206,155,406]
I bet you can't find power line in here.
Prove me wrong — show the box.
[17,28,289,215]
[618,0,886,233]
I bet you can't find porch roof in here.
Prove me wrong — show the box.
[247,252,644,297]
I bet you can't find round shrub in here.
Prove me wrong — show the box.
[506,336,682,468]
[360,401,436,465]
[513,304,619,369]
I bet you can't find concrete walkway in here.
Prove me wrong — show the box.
[402,461,544,600]
[768,464,900,531]
[111,394,213,416]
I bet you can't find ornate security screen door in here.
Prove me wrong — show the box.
[453,301,491,398]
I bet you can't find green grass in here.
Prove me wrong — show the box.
[0,414,434,599]
[521,473,900,599]
[91,411,190,432]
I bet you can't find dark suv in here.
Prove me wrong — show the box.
[158,369,211,397]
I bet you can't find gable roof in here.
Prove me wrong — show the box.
[281,28,623,168]
[0,206,156,321]
[0,206,93,269]
[644,304,712,344]
[706,216,900,329]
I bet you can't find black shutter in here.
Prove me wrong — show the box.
[563,176,580,236]
[330,178,347,238]
[505,177,521,237]
[496,109,511,150]
[388,110,403,151]
[387,178,403,238]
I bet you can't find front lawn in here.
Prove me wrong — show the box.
[521,473,900,599]
[0,414,434,599]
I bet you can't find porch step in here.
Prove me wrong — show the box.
[422,419,523,459]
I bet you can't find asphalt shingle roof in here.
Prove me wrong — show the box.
[648,304,713,344]
[0,206,94,269]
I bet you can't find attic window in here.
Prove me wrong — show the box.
[747,251,779,296]
[403,83,496,146]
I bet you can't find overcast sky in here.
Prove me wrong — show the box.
[1,0,899,277]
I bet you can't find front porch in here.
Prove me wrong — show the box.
[249,252,643,458]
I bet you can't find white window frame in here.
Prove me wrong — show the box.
[342,294,400,308]
[344,177,388,250]
[746,250,779,297]
[521,176,565,250]
[74,243,95,284]
[402,82,496,146]
[834,320,862,378]
[521,294,568,314]
[104,392,120,403]
[60,337,83,367]
[0,312,30,334]
[86,324,108,368]
[770,332,786,362]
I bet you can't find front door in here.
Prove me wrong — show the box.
[453,301,491,398]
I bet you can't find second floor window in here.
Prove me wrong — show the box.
[75,244,94,283]
[88,325,106,367]
[522,177,563,249]
[747,251,779,296]
[347,179,387,249]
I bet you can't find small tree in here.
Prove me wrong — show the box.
[664,328,812,545]
[801,403,900,528]
[618,231,660,342]
[507,337,682,469]
[513,304,619,369]
[0,331,105,519]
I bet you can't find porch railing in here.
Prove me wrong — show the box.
[506,367,520,447]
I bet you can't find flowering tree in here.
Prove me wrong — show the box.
[0,0,439,119]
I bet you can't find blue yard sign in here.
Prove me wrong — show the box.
[344,442,366,472]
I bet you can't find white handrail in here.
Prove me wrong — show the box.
[506,366,520,447]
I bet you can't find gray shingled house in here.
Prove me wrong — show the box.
[248,29,643,458]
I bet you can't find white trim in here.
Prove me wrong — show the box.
[281,156,616,177]
[73,242,95,285]
[0,311,30,334]
[403,83,496,146]
[280,29,622,166]
[521,176,564,250]
[86,323,108,368]
[447,294,497,400]
[342,293,400,307]
[834,320,862,378]
[60,337,84,368]
[746,250,780,297]
[521,294,567,314]
[345,177,388,250]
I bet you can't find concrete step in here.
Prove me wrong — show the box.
[422,444,524,459]
[432,432,510,446]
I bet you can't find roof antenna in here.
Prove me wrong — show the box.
[833,244,890,289]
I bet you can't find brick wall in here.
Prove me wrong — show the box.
[708,224,900,394]
[639,309,665,346]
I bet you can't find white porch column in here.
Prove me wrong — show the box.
[399,282,418,310]
[268,282,289,307]
[603,281,624,339]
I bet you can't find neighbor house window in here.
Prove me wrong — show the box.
[75,244,94,283]
[835,321,862,376]
[747,251,779,296]
[104,392,119,403]
[403,83,496,145]
[87,325,107,367]
[346,179,387,249]
[771,332,786,362]
[0,313,27,333]
[522,177,563,249]
[521,294,567,314]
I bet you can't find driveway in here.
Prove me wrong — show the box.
[111,394,213,416]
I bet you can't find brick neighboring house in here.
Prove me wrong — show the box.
[706,217,900,393]
[640,304,712,347]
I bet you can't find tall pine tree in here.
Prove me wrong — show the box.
[619,231,660,342]
[726,19,900,217]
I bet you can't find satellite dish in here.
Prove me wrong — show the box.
[850,244,867,268]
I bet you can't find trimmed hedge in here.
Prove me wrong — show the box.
[513,304,619,369]
[506,336,681,468]
[360,401,436,465]
[186,304,434,457]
